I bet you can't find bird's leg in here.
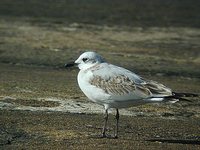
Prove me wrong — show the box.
[114,109,119,138]
[102,109,108,138]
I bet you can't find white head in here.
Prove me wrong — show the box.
[75,51,105,70]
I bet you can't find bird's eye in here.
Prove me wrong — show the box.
[82,58,88,62]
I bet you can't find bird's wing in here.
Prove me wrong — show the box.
[140,79,172,97]
[89,63,172,101]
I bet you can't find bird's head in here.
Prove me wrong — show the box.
[65,51,105,70]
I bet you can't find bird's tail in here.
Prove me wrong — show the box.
[163,92,199,103]
[172,92,199,98]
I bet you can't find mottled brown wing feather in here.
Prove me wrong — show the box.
[89,75,136,95]
[89,75,172,97]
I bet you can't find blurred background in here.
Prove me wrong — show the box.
[0,0,200,75]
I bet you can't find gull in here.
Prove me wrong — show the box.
[65,51,198,138]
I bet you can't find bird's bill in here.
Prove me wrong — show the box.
[64,61,76,68]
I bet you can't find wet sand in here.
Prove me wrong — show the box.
[1,109,200,149]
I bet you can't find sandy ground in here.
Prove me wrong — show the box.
[0,62,200,149]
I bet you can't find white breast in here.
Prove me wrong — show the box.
[77,69,111,105]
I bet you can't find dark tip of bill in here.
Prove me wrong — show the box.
[64,62,75,68]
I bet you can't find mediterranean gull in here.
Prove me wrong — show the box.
[65,51,198,138]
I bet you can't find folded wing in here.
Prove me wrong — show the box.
[89,64,172,101]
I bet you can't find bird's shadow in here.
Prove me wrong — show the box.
[146,138,200,145]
